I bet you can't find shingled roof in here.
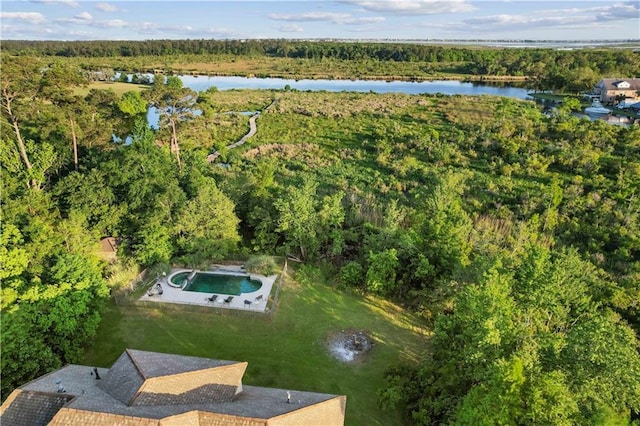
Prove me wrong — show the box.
[596,78,640,91]
[0,391,74,426]
[98,349,242,406]
[1,349,346,425]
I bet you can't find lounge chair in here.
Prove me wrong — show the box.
[223,296,234,304]
[255,295,264,302]
[244,299,252,307]
[206,295,218,303]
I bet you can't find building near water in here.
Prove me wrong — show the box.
[592,78,640,105]
[0,349,346,425]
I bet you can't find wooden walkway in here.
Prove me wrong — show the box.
[207,98,278,163]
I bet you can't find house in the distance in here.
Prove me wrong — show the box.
[0,349,346,425]
[592,78,640,105]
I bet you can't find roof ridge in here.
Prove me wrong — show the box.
[125,348,147,379]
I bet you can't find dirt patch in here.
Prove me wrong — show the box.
[326,329,374,363]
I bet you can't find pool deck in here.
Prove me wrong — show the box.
[139,266,277,313]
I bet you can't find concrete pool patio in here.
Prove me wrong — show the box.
[139,265,277,313]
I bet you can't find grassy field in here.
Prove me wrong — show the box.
[82,265,430,425]
[74,81,150,97]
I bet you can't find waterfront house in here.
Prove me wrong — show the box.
[592,78,640,105]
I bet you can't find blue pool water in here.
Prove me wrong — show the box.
[171,272,262,296]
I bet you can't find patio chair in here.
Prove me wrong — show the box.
[244,299,252,308]
[206,295,218,303]
[223,296,234,304]
[255,295,264,302]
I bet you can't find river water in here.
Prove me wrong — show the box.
[177,75,532,99]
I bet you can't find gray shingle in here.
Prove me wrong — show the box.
[0,390,74,426]
[126,349,236,379]
[97,351,144,405]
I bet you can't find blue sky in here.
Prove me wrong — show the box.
[1,1,639,41]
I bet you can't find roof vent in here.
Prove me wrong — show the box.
[55,378,66,393]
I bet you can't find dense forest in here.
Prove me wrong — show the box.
[1,48,639,423]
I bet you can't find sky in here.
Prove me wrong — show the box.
[1,0,639,41]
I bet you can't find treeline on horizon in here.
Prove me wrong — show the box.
[2,39,639,79]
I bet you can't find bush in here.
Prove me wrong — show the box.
[245,255,279,276]
[340,261,364,288]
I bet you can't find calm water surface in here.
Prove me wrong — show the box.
[178,75,532,99]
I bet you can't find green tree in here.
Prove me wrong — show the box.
[146,75,197,170]
[385,246,640,424]
[1,57,44,189]
[275,178,319,260]
[416,172,473,280]
[117,90,148,117]
[175,178,241,263]
[366,249,399,295]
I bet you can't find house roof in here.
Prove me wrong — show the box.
[99,237,117,254]
[1,349,346,425]
[0,390,74,426]
[596,78,640,91]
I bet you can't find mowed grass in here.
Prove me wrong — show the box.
[83,266,430,425]
[73,81,150,97]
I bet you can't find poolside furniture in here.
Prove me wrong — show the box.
[206,295,218,303]
[255,295,264,302]
[244,299,252,308]
[223,296,234,304]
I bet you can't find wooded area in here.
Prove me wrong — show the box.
[1,45,639,423]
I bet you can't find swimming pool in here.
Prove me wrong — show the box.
[170,271,262,296]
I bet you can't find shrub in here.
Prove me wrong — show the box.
[245,255,279,276]
[340,261,364,288]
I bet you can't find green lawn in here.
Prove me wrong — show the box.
[83,266,430,425]
[74,81,151,97]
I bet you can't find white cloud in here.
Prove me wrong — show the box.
[93,19,128,28]
[95,2,118,13]
[268,11,385,26]
[0,12,46,24]
[205,27,235,37]
[343,16,386,25]
[75,11,93,21]
[595,1,639,21]
[0,23,71,39]
[31,0,79,7]
[138,22,195,35]
[55,11,94,25]
[268,12,351,22]
[342,0,476,15]
[276,24,304,33]
[458,2,639,33]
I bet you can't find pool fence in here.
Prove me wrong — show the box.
[114,258,287,320]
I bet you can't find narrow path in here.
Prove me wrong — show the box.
[207,98,278,163]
